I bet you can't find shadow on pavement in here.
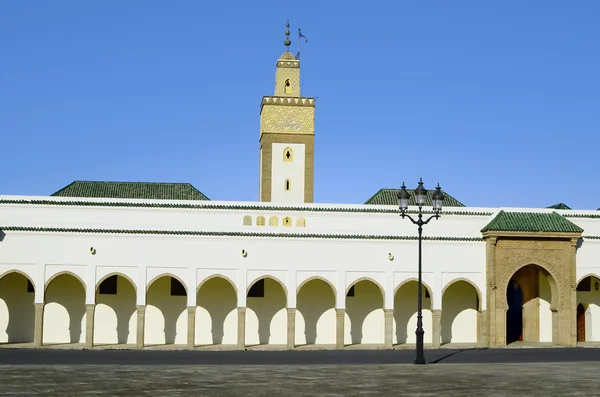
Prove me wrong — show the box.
[429,348,489,364]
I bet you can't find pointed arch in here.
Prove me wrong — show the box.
[395,278,434,309]
[197,274,238,295]
[346,277,385,302]
[146,273,188,294]
[297,276,337,302]
[247,275,288,299]
[44,271,86,294]
[0,270,35,292]
[95,272,138,294]
[442,278,482,311]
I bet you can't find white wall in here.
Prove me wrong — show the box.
[94,275,137,345]
[270,143,305,203]
[441,280,478,344]
[345,280,384,344]
[196,277,237,345]
[43,274,86,344]
[296,279,336,345]
[246,278,287,345]
[145,276,187,345]
[0,273,35,343]
[394,281,432,344]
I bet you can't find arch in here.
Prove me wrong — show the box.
[95,272,138,294]
[576,275,600,342]
[94,273,137,345]
[0,270,36,292]
[346,277,385,302]
[197,274,238,295]
[146,273,188,295]
[285,179,291,192]
[283,147,293,162]
[196,275,238,345]
[394,278,434,309]
[284,79,292,94]
[0,271,35,343]
[145,273,188,345]
[296,277,337,345]
[442,278,482,311]
[43,271,86,344]
[577,273,600,286]
[246,275,287,345]
[247,275,288,299]
[441,279,480,344]
[256,216,266,226]
[44,271,86,294]
[503,263,559,309]
[297,276,337,302]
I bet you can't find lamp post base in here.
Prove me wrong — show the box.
[415,327,426,365]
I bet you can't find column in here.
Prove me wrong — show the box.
[384,309,393,348]
[237,307,246,349]
[432,309,442,348]
[136,305,146,349]
[287,308,296,349]
[336,308,345,349]
[34,303,44,347]
[479,310,489,346]
[187,306,196,349]
[85,304,95,348]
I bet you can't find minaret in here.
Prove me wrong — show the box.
[259,21,315,203]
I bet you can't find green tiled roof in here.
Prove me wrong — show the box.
[547,203,571,210]
[481,211,583,233]
[51,181,210,201]
[364,188,465,207]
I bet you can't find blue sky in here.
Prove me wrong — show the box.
[1,2,599,209]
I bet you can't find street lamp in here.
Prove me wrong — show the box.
[397,178,444,365]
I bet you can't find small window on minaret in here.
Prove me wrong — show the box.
[283,147,293,162]
[285,179,291,191]
[284,79,292,94]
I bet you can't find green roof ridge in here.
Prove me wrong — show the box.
[547,203,571,210]
[481,210,583,233]
[51,181,210,201]
[364,187,465,207]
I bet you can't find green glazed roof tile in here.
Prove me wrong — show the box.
[364,188,465,207]
[547,203,571,210]
[481,210,583,233]
[51,181,210,201]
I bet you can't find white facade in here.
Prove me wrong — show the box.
[1,196,599,348]
[270,143,305,203]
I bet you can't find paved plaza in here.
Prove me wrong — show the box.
[0,362,599,396]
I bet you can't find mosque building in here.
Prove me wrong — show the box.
[1,23,600,350]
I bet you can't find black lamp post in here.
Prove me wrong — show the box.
[397,178,444,365]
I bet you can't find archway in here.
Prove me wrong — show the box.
[577,303,586,342]
[0,272,35,343]
[246,277,287,345]
[44,273,86,344]
[576,275,600,342]
[94,274,137,345]
[195,276,237,346]
[394,280,432,345]
[296,278,336,345]
[441,280,480,344]
[345,279,384,345]
[145,275,187,345]
[505,264,557,344]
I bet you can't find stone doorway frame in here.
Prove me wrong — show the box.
[482,231,581,347]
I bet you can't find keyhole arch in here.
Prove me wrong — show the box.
[283,147,293,162]
[284,79,292,94]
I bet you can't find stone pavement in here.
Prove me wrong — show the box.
[0,362,599,396]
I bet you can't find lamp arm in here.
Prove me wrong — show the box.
[401,212,418,225]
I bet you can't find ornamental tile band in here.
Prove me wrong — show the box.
[0,226,484,242]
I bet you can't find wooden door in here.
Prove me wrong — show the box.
[577,303,586,342]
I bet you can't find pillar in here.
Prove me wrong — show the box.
[34,303,44,347]
[479,310,489,346]
[187,306,196,349]
[432,309,442,348]
[336,308,345,349]
[287,308,296,349]
[384,309,393,348]
[136,305,146,349]
[85,304,95,348]
[237,307,246,349]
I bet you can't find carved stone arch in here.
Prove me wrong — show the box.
[577,273,600,286]
[394,278,434,309]
[346,277,385,302]
[95,272,138,294]
[297,276,337,306]
[146,273,188,295]
[197,274,238,295]
[44,271,86,294]
[442,278,483,311]
[0,269,36,292]
[247,275,288,300]
[502,262,560,310]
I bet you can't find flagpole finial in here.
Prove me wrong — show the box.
[284,20,291,51]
